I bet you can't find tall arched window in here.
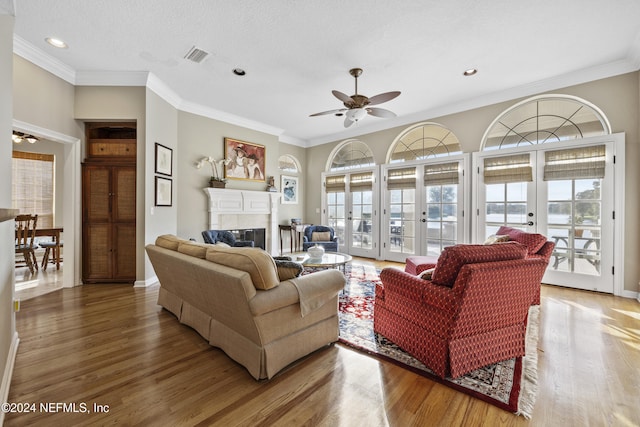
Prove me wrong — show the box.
[387,122,462,163]
[323,139,377,258]
[481,95,610,150]
[475,94,618,294]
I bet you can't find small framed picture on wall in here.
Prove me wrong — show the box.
[281,175,298,204]
[155,176,172,206]
[155,143,173,176]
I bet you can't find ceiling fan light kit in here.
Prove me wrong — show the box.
[310,68,400,128]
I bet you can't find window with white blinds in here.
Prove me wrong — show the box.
[12,151,54,228]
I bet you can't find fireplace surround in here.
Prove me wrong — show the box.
[203,188,281,254]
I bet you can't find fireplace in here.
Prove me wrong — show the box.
[203,188,281,255]
[223,228,266,250]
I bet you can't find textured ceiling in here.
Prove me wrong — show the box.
[7,0,640,146]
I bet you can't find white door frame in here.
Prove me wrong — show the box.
[472,133,625,296]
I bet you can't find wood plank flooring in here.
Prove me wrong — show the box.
[6,259,640,426]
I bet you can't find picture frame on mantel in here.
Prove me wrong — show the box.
[155,143,173,176]
[224,137,266,182]
[155,176,172,206]
[281,175,298,204]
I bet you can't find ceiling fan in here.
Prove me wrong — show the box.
[310,68,400,128]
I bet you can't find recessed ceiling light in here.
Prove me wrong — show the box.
[45,37,68,49]
[233,68,246,76]
[463,68,478,76]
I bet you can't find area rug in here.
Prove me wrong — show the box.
[337,263,539,418]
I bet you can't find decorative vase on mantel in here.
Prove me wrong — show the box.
[209,179,226,188]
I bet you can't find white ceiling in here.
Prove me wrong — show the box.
[4,0,640,146]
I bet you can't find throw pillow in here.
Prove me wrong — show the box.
[484,234,510,245]
[275,260,303,281]
[311,231,331,242]
[206,246,280,290]
[418,268,435,280]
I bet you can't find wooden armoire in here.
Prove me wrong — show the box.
[82,122,137,283]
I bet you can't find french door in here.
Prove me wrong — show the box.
[322,169,378,258]
[381,156,468,263]
[474,135,620,293]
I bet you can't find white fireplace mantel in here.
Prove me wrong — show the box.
[203,188,281,254]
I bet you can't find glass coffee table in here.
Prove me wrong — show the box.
[290,251,352,273]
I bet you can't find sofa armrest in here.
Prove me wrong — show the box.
[249,269,345,316]
[379,267,456,312]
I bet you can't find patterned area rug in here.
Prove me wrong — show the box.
[337,263,539,418]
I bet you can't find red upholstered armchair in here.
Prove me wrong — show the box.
[374,242,550,379]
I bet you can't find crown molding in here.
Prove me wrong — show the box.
[13,35,76,84]
[178,99,285,138]
[146,73,182,109]
[628,29,640,69]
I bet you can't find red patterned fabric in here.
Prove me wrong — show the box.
[496,226,547,256]
[374,244,550,379]
[405,255,438,275]
[431,242,527,287]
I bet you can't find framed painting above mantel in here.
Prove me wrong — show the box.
[224,137,266,182]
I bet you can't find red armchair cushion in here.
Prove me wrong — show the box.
[431,242,528,287]
[496,226,547,256]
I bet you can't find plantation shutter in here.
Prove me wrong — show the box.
[424,162,459,186]
[483,154,532,184]
[12,151,54,228]
[387,167,416,190]
[543,145,606,181]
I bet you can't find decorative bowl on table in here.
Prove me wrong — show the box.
[307,244,325,259]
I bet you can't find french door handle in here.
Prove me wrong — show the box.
[522,221,534,226]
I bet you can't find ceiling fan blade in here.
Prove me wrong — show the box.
[332,90,354,104]
[309,108,347,117]
[344,116,355,128]
[367,107,397,118]
[367,91,401,106]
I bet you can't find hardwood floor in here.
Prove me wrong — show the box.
[6,259,640,426]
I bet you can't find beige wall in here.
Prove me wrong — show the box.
[145,89,178,281]
[175,111,303,241]
[0,14,16,408]
[13,55,81,138]
[304,72,640,294]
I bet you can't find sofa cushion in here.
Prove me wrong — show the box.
[177,241,210,259]
[496,226,547,255]
[311,231,331,242]
[206,247,280,290]
[431,242,528,287]
[156,234,182,251]
[483,234,510,245]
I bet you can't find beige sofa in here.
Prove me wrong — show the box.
[146,235,346,380]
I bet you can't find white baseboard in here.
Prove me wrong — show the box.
[0,332,20,426]
[134,276,158,288]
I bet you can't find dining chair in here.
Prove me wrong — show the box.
[15,214,38,274]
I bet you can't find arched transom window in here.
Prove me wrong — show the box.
[327,139,375,171]
[388,123,462,163]
[482,95,611,151]
[278,154,300,173]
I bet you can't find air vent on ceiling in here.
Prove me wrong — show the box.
[184,46,209,63]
